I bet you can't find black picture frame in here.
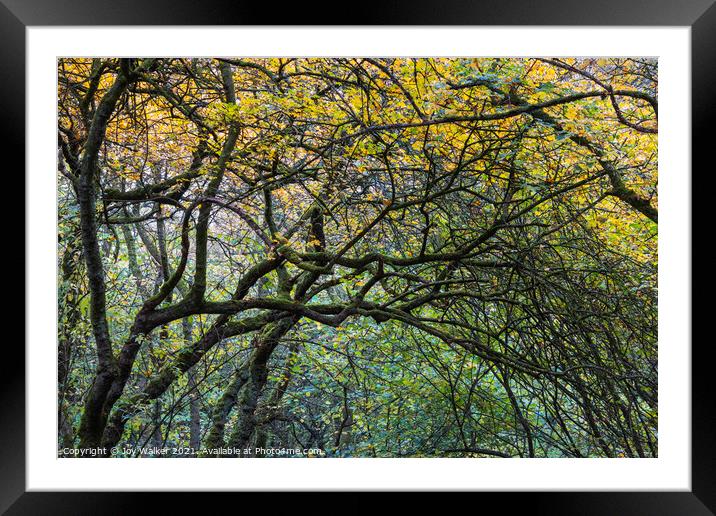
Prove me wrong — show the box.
[4,1,711,513]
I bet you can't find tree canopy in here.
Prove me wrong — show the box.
[58,57,658,458]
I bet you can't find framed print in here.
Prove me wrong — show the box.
[4,0,713,513]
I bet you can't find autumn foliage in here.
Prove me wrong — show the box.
[58,58,657,458]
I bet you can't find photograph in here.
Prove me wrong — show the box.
[56,56,658,459]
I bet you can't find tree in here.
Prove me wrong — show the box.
[57,57,658,458]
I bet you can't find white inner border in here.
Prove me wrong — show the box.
[27,27,691,491]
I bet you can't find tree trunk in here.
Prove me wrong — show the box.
[76,67,131,453]
[227,318,296,455]
[184,319,201,455]
[203,362,250,454]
